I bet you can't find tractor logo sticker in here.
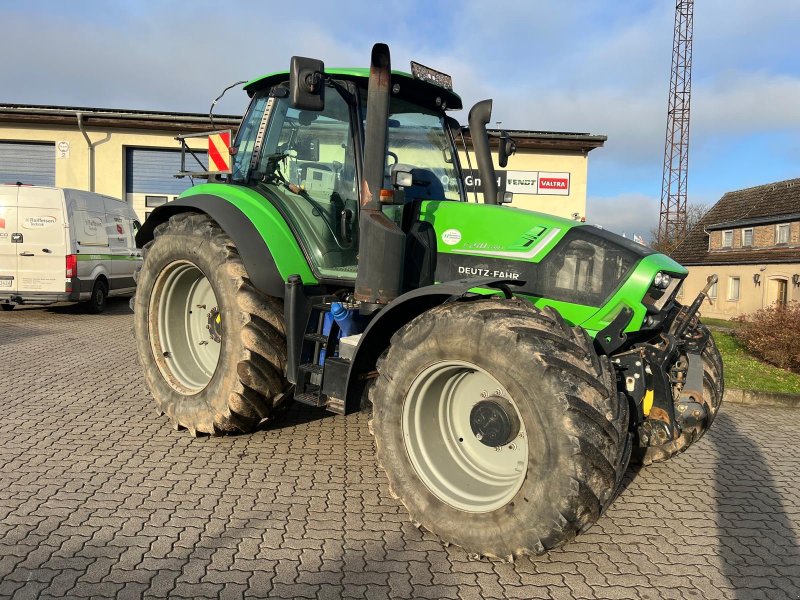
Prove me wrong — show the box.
[116,224,124,235]
[22,216,57,229]
[441,229,462,246]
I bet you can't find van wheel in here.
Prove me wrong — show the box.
[1,304,13,312]
[87,280,108,314]
[131,212,289,435]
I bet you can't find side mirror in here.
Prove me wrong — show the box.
[497,130,517,168]
[391,164,414,188]
[295,137,319,161]
[290,56,325,111]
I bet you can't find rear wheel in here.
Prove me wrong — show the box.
[132,212,289,435]
[371,299,630,559]
[1,304,13,312]
[87,280,107,313]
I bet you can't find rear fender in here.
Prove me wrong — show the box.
[135,194,291,297]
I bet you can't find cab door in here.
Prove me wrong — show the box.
[16,187,68,293]
[0,186,19,293]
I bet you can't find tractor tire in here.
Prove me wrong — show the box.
[370,298,631,560]
[1,304,13,312]
[131,212,289,435]
[639,322,724,465]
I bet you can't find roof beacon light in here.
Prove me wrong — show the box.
[410,61,453,90]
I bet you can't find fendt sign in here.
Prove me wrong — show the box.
[462,170,570,196]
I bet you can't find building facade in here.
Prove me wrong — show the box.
[671,178,800,319]
[0,104,605,223]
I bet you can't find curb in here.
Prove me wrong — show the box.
[724,388,800,409]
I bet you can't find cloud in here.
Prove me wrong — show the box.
[586,193,660,238]
[2,0,799,225]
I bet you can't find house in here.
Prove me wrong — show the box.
[671,177,800,319]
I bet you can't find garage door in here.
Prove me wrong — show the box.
[0,142,55,186]
[125,148,208,221]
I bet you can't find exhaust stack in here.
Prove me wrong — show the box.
[468,99,499,205]
[354,44,407,307]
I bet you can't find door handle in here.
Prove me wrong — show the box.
[19,252,34,257]
[42,248,52,254]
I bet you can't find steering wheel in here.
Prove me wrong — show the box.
[387,151,399,167]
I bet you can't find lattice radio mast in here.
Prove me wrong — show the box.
[658,0,694,246]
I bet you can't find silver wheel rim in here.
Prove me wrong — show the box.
[152,260,221,393]
[402,360,528,513]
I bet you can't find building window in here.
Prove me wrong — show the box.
[776,224,790,244]
[728,276,740,301]
[708,281,717,299]
[742,228,753,246]
[722,230,733,247]
[145,195,169,208]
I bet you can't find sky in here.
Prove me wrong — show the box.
[2,1,799,237]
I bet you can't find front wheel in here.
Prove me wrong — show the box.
[639,321,723,464]
[1,304,13,312]
[371,299,630,559]
[132,212,289,435]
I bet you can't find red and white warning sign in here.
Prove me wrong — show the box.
[208,130,232,173]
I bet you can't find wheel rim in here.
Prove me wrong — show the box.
[402,360,528,513]
[152,260,222,393]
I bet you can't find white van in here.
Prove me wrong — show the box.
[0,184,142,313]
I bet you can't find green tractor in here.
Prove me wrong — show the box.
[133,44,723,559]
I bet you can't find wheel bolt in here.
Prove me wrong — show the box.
[480,391,488,398]
[508,443,517,451]
[476,433,483,441]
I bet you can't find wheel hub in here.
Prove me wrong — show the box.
[151,260,222,394]
[207,307,222,343]
[470,397,521,447]
[402,361,529,513]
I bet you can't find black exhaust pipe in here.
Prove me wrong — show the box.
[468,99,499,205]
[354,43,406,306]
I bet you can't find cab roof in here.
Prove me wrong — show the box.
[244,68,463,111]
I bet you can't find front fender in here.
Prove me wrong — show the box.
[344,278,521,409]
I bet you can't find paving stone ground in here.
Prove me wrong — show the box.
[1,300,799,600]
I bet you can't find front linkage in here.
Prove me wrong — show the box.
[609,275,721,463]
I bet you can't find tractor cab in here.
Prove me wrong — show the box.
[228,66,467,280]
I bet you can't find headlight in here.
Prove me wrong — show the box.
[653,272,671,289]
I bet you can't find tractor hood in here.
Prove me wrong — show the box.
[417,200,687,334]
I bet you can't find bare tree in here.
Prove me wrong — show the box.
[649,202,709,254]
